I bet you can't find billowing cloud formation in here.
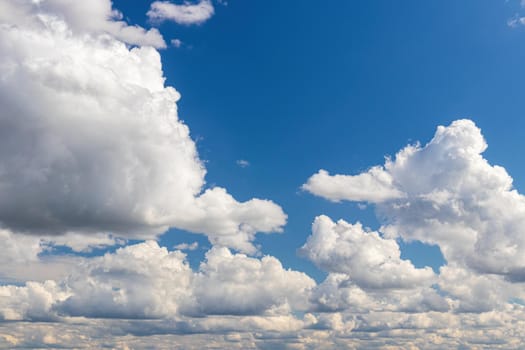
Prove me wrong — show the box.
[304,119,525,281]
[147,0,215,25]
[0,241,315,321]
[0,0,285,253]
[0,0,166,48]
[294,119,525,348]
[2,104,525,349]
[190,246,315,316]
[301,215,435,289]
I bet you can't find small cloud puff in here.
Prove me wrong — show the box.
[236,159,250,168]
[148,0,215,25]
[174,241,199,251]
[171,38,183,47]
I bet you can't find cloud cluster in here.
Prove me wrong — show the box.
[304,119,525,281]
[298,119,525,347]
[0,0,285,254]
[2,0,525,348]
[0,241,314,321]
[300,215,435,290]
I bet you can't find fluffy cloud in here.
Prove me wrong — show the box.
[298,119,525,347]
[0,0,166,48]
[189,247,315,316]
[55,241,192,319]
[0,241,314,321]
[0,281,66,322]
[0,0,285,253]
[0,230,79,283]
[147,1,215,25]
[301,215,435,290]
[303,168,404,203]
[304,119,525,281]
[309,272,449,314]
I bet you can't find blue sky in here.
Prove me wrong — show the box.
[2,0,525,348]
[117,0,525,276]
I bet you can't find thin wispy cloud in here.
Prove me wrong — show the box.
[236,159,250,168]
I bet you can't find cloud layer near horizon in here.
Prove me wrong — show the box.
[2,1,525,349]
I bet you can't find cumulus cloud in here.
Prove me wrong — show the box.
[0,229,83,283]
[189,247,315,316]
[3,1,525,348]
[0,281,66,322]
[301,215,435,290]
[296,119,525,347]
[0,241,314,321]
[303,168,404,203]
[147,1,215,25]
[0,0,166,48]
[55,241,192,319]
[0,0,285,254]
[174,241,199,250]
[304,119,525,282]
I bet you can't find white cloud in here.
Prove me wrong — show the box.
[304,120,525,282]
[174,187,287,254]
[148,1,215,25]
[55,241,193,319]
[0,0,166,48]
[309,272,449,314]
[237,159,250,168]
[0,229,86,283]
[0,229,42,266]
[171,38,183,48]
[437,265,523,313]
[43,233,124,253]
[1,241,314,320]
[189,247,315,316]
[296,119,525,347]
[0,0,286,254]
[303,167,404,203]
[300,215,435,290]
[0,280,66,321]
[309,273,376,312]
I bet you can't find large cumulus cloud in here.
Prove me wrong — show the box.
[0,0,285,253]
[304,119,525,281]
[0,241,315,321]
[299,119,525,348]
